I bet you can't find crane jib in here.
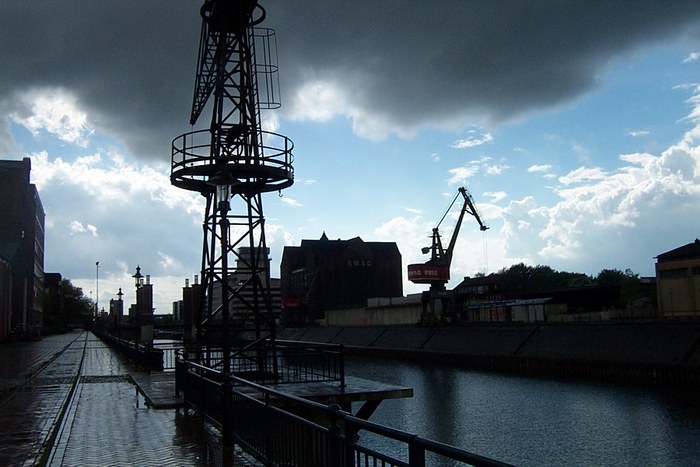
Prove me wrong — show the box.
[408,186,487,285]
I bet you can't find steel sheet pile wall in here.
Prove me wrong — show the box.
[279,324,700,385]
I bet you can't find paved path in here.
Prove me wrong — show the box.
[0,331,83,465]
[0,332,82,394]
[0,331,259,466]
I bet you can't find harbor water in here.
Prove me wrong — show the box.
[346,355,700,466]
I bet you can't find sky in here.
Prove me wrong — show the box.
[2,1,700,314]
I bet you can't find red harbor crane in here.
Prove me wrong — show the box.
[408,187,488,324]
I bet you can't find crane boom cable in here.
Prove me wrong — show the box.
[436,191,461,229]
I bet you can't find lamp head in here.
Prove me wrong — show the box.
[208,169,234,213]
[132,265,143,288]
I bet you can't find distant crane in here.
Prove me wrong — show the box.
[407,187,488,324]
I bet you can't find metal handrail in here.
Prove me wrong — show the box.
[226,374,512,466]
[93,331,164,371]
[181,340,346,387]
[176,355,513,467]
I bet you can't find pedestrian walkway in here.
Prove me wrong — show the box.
[0,331,83,465]
[0,331,82,395]
[0,331,261,466]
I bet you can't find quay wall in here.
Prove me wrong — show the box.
[277,323,700,385]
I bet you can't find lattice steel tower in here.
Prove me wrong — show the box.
[171,0,293,351]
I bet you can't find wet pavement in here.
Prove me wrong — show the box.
[0,331,260,466]
[0,332,82,465]
[0,332,82,394]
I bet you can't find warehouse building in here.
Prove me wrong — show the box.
[656,238,700,319]
[280,233,403,324]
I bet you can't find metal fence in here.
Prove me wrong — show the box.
[154,341,185,371]
[181,339,346,386]
[94,331,164,371]
[176,353,513,467]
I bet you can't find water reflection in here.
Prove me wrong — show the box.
[346,356,700,466]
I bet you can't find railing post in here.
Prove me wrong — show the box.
[344,418,359,466]
[326,404,346,467]
[408,435,426,467]
[174,351,181,397]
[339,344,346,389]
[221,374,232,444]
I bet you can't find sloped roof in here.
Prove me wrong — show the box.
[282,235,401,270]
[656,238,700,263]
[454,274,504,289]
[300,235,399,255]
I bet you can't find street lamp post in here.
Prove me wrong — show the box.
[132,266,143,342]
[210,169,232,442]
[117,287,123,339]
[212,171,232,376]
[95,261,100,318]
[133,265,143,289]
[208,169,233,374]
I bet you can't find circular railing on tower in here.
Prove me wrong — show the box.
[171,128,294,194]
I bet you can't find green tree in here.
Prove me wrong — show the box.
[595,268,642,312]
[497,263,590,292]
[43,279,94,333]
[595,268,626,286]
[620,269,642,310]
[498,262,532,292]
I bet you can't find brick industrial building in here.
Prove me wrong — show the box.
[0,158,45,340]
[280,234,403,324]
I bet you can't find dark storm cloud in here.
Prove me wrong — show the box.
[268,0,700,128]
[0,1,200,159]
[2,1,700,159]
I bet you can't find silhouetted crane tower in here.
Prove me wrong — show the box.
[171,0,293,353]
[408,187,488,324]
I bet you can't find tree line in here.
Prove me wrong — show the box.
[476,263,648,306]
[43,278,95,334]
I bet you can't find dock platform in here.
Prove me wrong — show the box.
[132,369,413,422]
[233,375,413,419]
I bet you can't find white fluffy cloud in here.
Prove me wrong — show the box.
[682,52,700,63]
[451,131,494,149]
[28,147,205,313]
[558,166,608,185]
[68,220,98,237]
[527,164,552,173]
[448,166,479,185]
[288,80,348,123]
[448,156,510,186]
[281,197,303,207]
[10,88,93,146]
[484,191,508,203]
[500,91,700,275]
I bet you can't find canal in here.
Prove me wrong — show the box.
[345,355,700,466]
